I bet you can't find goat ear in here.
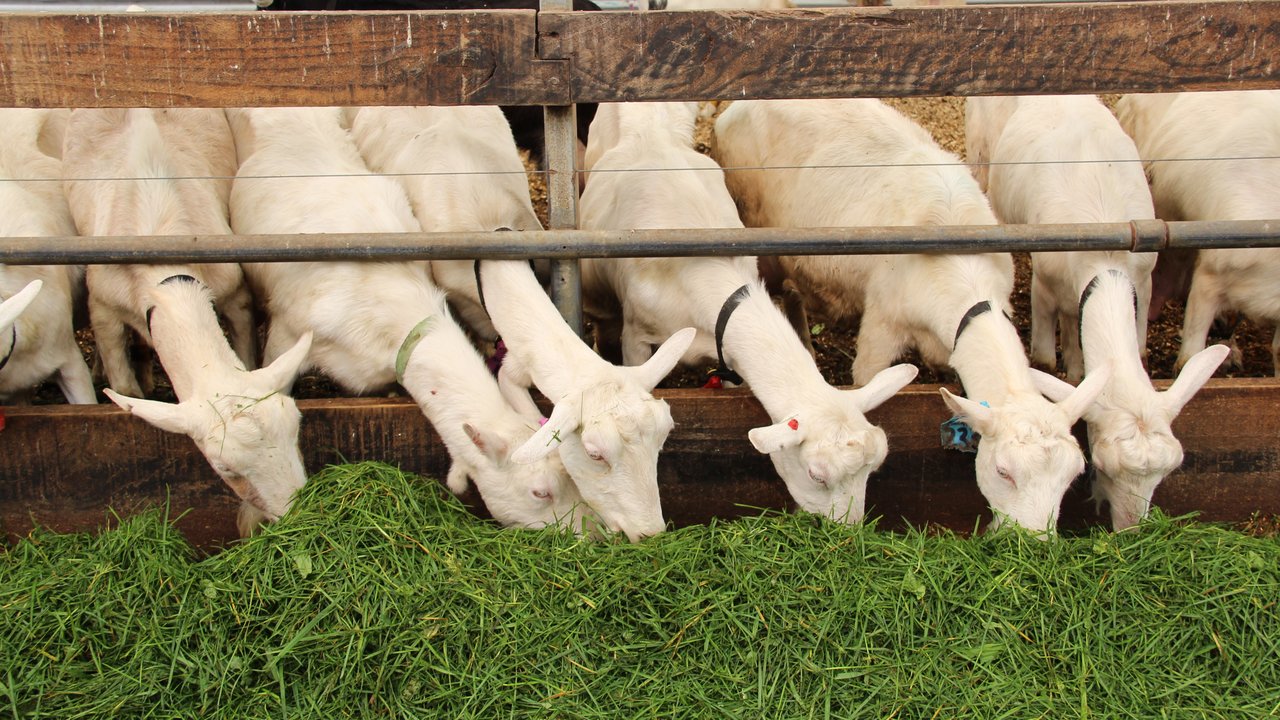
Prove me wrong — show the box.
[104,388,198,437]
[1163,343,1230,416]
[632,327,697,391]
[1029,368,1074,403]
[256,332,313,393]
[511,397,581,464]
[464,422,511,463]
[1055,363,1112,425]
[0,279,42,330]
[848,363,918,413]
[1031,368,1104,424]
[748,417,805,454]
[939,387,995,435]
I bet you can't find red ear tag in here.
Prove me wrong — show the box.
[0,408,6,432]
[787,418,799,431]
[702,376,724,390]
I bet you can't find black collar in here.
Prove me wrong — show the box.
[474,259,488,315]
[145,274,200,332]
[708,284,751,386]
[1077,269,1137,349]
[953,300,1015,349]
[473,229,516,316]
[955,301,994,349]
[0,282,32,373]
[0,323,15,372]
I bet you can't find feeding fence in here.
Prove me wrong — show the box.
[1,1,1278,546]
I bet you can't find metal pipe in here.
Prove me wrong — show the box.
[2,219,1276,265]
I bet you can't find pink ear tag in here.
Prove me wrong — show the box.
[538,416,549,426]
[787,418,799,431]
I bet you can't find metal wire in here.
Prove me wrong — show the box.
[9,153,1279,184]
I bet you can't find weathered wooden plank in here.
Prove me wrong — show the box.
[544,2,1280,102]
[2,379,1277,549]
[0,10,569,108]
[0,3,1276,109]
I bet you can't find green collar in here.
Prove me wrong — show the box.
[395,316,437,384]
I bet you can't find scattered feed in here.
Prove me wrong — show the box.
[3,461,1277,718]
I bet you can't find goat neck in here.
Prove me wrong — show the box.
[722,283,916,523]
[397,290,590,532]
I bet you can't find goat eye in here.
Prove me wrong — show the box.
[996,466,1015,485]
[532,488,551,500]
[808,469,828,487]
[586,448,607,464]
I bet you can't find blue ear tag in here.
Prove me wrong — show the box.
[940,400,988,453]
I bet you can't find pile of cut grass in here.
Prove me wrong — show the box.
[3,461,1278,718]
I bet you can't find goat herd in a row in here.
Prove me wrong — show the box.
[0,90,1275,540]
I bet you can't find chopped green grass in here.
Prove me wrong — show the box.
[3,461,1278,719]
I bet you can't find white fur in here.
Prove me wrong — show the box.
[968,95,1225,530]
[714,98,1108,533]
[0,109,95,404]
[103,280,311,535]
[348,105,544,342]
[966,95,1157,382]
[1115,90,1280,375]
[228,107,586,532]
[62,108,299,535]
[1031,274,1228,530]
[62,108,257,399]
[477,259,695,542]
[579,101,917,522]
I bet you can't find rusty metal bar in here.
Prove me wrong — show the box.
[2,219,1276,265]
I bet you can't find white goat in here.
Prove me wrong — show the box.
[714,98,1109,533]
[346,105,544,343]
[966,95,1157,380]
[1032,272,1228,530]
[103,278,312,536]
[967,95,1229,530]
[0,282,42,339]
[228,107,587,531]
[1115,90,1280,375]
[61,108,309,534]
[0,108,95,404]
[578,101,917,522]
[477,258,695,542]
[62,108,257,399]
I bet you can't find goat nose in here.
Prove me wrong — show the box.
[624,519,667,543]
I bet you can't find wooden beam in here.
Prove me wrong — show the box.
[0,10,569,108]
[547,2,1280,102]
[0,2,1276,109]
[3,379,1277,550]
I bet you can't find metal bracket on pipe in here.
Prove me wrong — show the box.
[1130,219,1169,253]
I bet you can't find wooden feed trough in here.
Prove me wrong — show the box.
[1,3,1278,549]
